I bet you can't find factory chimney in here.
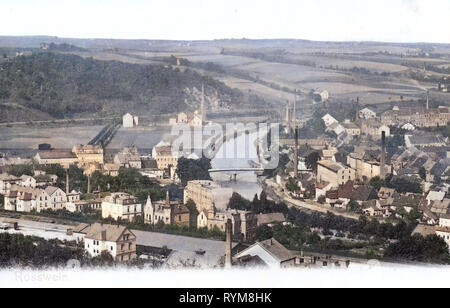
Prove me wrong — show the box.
[294,126,299,179]
[87,176,91,194]
[225,219,233,269]
[201,84,206,123]
[380,131,386,180]
[65,168,70,194]
[426,90,430,110]
[292,90,297,131]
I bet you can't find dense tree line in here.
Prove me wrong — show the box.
[229,192,416,241]
[0,233,85,268]
[384,234,450,264]
[0,53,242,119]
[176,157,212,186]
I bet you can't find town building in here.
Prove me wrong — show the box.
[358,108,377,120]
[65,199,102,213]
[322,114,338,127]
[74,223,137,262]
[360,119,390,139]
[347,152,392,181]
[152,141,179,171]
[436,216,450,252]
[101,193,142,222]
[114,146,142,169]
[317,160,356,188]
[34,150,78,168]
[102,163,120,177]
[183,180,234,215]
[144,193,190,227]
[0,173,20,194]
[197,208,257,242]
[4,185,73,213]
[73,145,105,165]
[381,107,450,128]
[342,122,361,136]
[233,238,295,269]
[123,113,139,128]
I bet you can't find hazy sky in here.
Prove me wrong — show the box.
[0,0,449,43]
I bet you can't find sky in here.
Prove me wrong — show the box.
[0,0,449,43]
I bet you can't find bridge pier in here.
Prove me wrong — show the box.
[230,174,238,182]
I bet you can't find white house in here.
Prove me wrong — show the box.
[233,238,294,269]
[0,173,20,194]
[101,192,142,222]
[122,113,138,128]
[358,108,377,120]
[19,175,37,188]
[401,123,416,131]
[436,216,450,252]
[322,114,338,127]
[427,191,446,206]
[73,223,137,262]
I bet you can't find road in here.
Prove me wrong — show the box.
[283,196,360,220]
[263,178,359,220]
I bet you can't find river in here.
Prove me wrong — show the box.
[210,131,263,200]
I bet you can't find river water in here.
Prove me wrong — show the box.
[210,131,263,200]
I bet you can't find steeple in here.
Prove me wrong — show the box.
[146,195,152,207]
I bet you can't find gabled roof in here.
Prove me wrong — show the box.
[427,191,446,202]
[256,213,286,226]
[44,186,61,196]
[83,223,135,242]
[247,238,294,262]
[352,186,377,201]
[37,150,77,159]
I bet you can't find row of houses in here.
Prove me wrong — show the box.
[0,172,58,194]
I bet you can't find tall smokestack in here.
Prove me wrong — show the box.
[292,90,297,131]
[65,169,69,194]
[201,84,206,123]
[87,176,91,194]
[225,219,232,269]
[294,126,299,179]
[380,131,386,180]
[426,90,430,110]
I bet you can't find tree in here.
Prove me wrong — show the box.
[256,225,273,241]
[305,152,321,172]
[419,167,427,181]
[388,176,423,194]
[286,177,299,193]
[384,234,450,264]
[227,192,251,211]
[7,164,33,177]
[176,157,212,186]
[369,177,385,191]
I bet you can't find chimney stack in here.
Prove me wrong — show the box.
[165,191,170,207]
[65,169,69,194]
[380,131,386,180]
[87,176,91,194]
[201,84,206,124]
[294,126,299,179]
[225,219,232,269]
[101,230,107,241]
[426,90,430,110]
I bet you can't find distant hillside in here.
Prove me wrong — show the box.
[0,52,244,120]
